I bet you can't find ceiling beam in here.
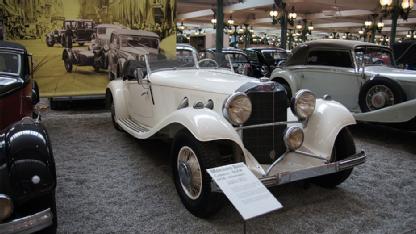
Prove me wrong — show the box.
[178,9,214,20]
[224,0,273,14]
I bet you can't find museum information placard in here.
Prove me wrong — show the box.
[207,163,282,220]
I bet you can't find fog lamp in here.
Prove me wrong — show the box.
[284,126,304,151]
[0,194,13,221]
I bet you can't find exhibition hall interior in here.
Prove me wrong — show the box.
[0,0,415,233]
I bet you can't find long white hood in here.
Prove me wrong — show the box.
[149,69,257,94]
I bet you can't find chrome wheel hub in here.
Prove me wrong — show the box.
[177,146,202,200]
[365,85,394,110]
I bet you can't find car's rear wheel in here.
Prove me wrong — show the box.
[312,128,355,188]
[358,77,406,112]
[172,131,225,218]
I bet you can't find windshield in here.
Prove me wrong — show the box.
[120,35,159,49]
[0,52,20,75]
[355,47,394,67]
[262,50,287,64]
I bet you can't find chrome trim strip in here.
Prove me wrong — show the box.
[0,208,53,234]
[235,120,301,130]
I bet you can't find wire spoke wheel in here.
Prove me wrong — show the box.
[365,85,394,111]
[177,146,202,200]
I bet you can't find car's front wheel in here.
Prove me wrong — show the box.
[312,128,355,188]
[172,131,225,218]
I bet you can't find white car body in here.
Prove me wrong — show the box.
[106,50,365,216]
[270,39,416,127]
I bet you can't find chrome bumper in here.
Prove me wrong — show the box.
[260,151,366,187]
[0,209,53,234]
[211,151,366,192]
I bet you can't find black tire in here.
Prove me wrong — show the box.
[35,192,57,234]
[108,72,115,81]
[171,131,225,218]
[93,64,100,72]
[359,77,406,112]
[312,128,356,188]
[46,37,54,47]
[64,58,73,73]
[78,43,85,47]
[110,99,123,131]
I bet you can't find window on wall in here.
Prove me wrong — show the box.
[306,50,353,68]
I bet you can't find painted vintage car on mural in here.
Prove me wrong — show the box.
[107,29,160,80]
[46,19,94,47]
[270,39,416,129]
[0,41,57,233]
[106,48,366,217]
[62,24,127,73]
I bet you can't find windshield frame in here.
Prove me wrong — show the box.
[119,34,160,49]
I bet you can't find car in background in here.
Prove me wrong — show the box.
[0,41,57,233]
[46,19,94,47]
[392,40,416,70]
[198,48,253,76]
[270,39,416,129]
[107,29,160,80]
[106,49,365,218]
[62,24,127,73]
[245,47,288,77]
[176,43,198,65]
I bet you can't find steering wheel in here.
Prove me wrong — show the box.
[198,58,219,68]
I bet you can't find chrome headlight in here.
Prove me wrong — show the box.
[284,126,304,151]
[223,92,252,125]
[0,194,13,222]
[291,89,316,120]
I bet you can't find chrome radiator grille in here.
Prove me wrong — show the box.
[242,89,287,164]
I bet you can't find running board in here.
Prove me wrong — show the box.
[119,118,149,133]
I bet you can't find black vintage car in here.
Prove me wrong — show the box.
[244,47,288,77]
[199,48,254,76]
[392,40,416,70]
[46,19,94,47]
[0,41,57,233]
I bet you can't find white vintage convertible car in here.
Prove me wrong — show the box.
[106,49,366,218]
[270,39,416,129]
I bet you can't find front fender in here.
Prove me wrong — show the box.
[107,80,128,119]
[302,99,356,160]
[3,117,56,199]
[270,68,299,96]
[148,108,244,151]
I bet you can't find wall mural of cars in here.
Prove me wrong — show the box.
[0,41,57,233]
[270,39,416,129]
[105,46,366,217]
